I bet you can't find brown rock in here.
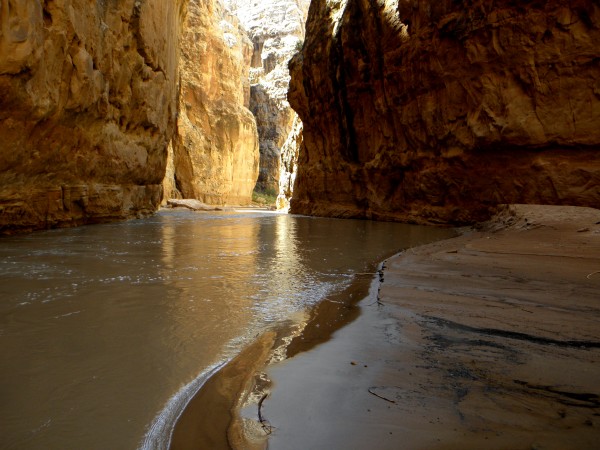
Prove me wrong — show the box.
[289,0,600,225]
[0,0,187,234]
[165,0,259,207]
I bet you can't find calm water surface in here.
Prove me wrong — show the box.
[0,210,453,449]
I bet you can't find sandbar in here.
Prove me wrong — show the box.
[257,205,600,449]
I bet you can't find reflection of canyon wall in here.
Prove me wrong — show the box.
[0,1,187,233]
[289,0,600,224]
[225,0,310,200]
[164,0,259,206]
[160,216,260,333]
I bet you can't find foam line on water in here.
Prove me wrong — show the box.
[139,360,231,450]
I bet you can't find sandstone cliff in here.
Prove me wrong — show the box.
[276,115,303,211]
[289,0,600,224]
[226,0,309,198]
[164,0,259,206]
[0,0,187,233]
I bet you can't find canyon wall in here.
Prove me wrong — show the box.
[226,0,309,199]
[165,0,259,205]
[0,0,187,233]
[289,0,600,224]
[276,115,303,211]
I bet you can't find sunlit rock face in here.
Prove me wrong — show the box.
[165,0,260,206]
[276,115,303,211]
[0,0,187,233]
[225,0,310,198]
[289,0,600,224]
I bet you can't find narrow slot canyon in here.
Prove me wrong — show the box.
[1,1,599,450]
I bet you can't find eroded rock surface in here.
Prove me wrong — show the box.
[0,0,187,233]
[165,0,259,206]
[276,115,303,211]
[263,205,600,449]
[226,0,309,197]
[289,0,600,224]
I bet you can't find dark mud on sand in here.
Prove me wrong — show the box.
[168,260,385,450]
[170,205,600,450]
[1,210,452,450]
[263,205,600,450]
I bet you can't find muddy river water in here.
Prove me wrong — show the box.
[0,210,453,449]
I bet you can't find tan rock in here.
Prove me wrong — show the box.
[162,142,182,201]
[276,115,303,211]
[164,0,259,207]
[226,0,309,195]
[289,0,600,224]
[167,199,222,211]
[0,0,187,233]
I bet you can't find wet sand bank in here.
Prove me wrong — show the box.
[169,204,600,449]
[168,257,382,450]
[260,205,600,449]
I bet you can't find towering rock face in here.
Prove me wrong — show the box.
[289,0,600,224]
[165,0,259,205]
[225,0,310,197]
[0,0,187,233]
[276,115,303,211]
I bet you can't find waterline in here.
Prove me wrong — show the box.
[0,211,454,449]
[140,360,229,450]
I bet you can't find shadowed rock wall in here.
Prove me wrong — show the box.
[289,0,600,224]
[0,0,187,233]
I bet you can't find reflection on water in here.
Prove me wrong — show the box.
[0,210,453,450]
